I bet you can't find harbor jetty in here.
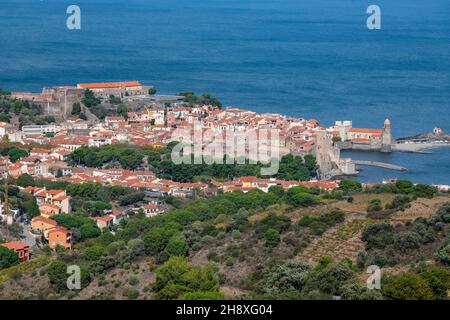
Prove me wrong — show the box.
[354,160,407,171]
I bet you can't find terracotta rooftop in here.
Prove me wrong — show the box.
[2,241,30,251]
[78,81,141,89]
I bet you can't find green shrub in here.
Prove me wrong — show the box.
[382,272,434,300]
[122,287,140,300]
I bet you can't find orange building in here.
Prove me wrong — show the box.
[31,216,58,233]
[48,226,73,250]
[1,241,30,261]
[39,203,61,219]
[91,216,113,230]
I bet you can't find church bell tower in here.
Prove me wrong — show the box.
[381,118,393,152]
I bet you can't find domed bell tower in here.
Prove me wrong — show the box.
[381,118,392,152]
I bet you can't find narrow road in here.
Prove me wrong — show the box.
[18,222,36,247]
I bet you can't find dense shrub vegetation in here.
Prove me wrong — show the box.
[359,202,450,269]
[68,144,318,182]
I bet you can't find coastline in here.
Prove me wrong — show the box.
[392,142,450,153]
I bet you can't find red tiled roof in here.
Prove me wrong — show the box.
[48,226,70,234]
[349,128,383,134]
[32,216,58,226]
[39,203,61,211]
[92,216,114,222]
[2,241,29,251]
[47,189,65,195]
[78,81,141,89]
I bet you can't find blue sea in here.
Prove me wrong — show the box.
[1,0,449,183]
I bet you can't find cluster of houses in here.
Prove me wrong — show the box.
[1,81,447,270]
[1,81,401,184]
[4,80,389,155]
[16,187,74,250]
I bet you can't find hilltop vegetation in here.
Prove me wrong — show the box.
[1,176,450,300]
[177,92,222,108]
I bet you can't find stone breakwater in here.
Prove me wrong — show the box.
[353,160,407,171]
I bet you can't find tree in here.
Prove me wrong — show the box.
[290,193,319,208]
[413,184,437,198]
[393,231,421,253]
[47,260,68,292]
[122,287,140,300]
[420,267,450,299]
[268,185,285,198]
[276,154,314,181]
[362,223,395,249]
[304,262,355,296]
[109,95,122,105]
[51,214,100,241]
[264,228,280,248]
[148,87,157,95]
[16,173,35,187]
[128,238,145,258]
[436,202,450,223]
[142,225,179,256]
[338,180,362,194]
[152,256,219,300]
[119,192,145,206]
[71,102,81,116]
[382,272,434,300]
[0,246,20,270]
[166,236,188,257]
[286,185,311,202]
[434,243,450,266]
[255,212,291,235]
[82,89,101,108]
[7,147,28,162]
[0,113,10,122]
[22,197,40,219]
[395,180,414,194]
[84,245,107,261]
[56,169,63,178]
[117,104,128,119]
[258,260,311,295]
[340,283,382,300]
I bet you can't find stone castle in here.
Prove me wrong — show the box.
[332,118,394,152]
[314,130,357,180]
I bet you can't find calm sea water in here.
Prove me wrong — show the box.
[1,0,449,183]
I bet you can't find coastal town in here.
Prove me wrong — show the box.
[1,81,449,301]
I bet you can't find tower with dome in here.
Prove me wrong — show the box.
[381,118,393,152]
